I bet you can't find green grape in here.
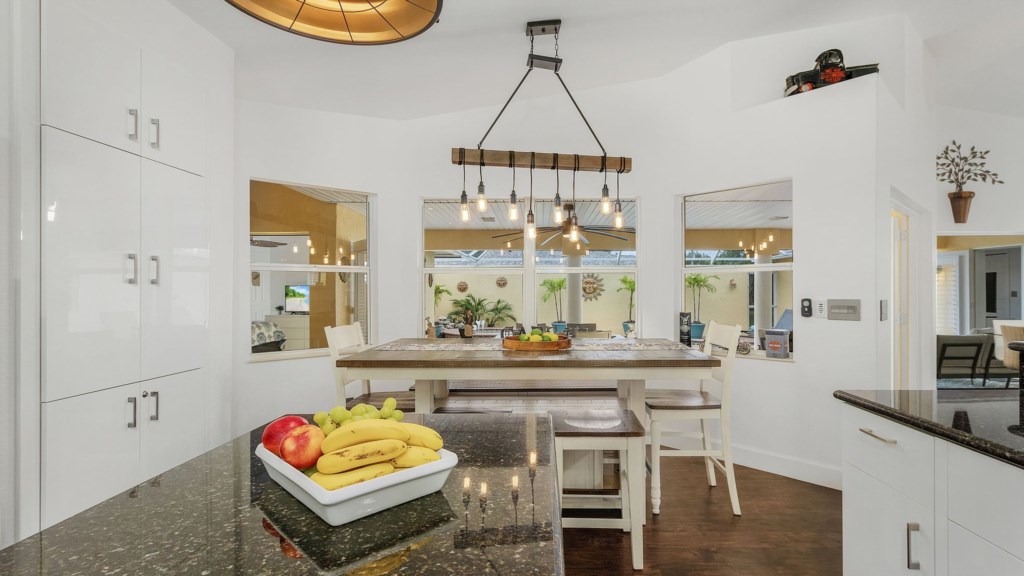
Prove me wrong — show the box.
[391,409,404,421]
[365,406,381,419]
[380,407,394,419]
[383,397,397,411]
[328,406,349,423]
[351,405,368,417]
[312,411,329,426]
[320,419,338,436]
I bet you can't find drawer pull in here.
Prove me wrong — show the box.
[859,427,897,445]
[906,522,920,570]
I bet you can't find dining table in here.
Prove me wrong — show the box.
[337,338,720,424]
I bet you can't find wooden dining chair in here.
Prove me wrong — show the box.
[645,320,743,516]
[324,322,372,401]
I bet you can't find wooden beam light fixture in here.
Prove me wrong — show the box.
[453,19,633,230]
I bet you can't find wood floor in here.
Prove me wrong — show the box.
[349,385,843,575]
[563,457,842,576]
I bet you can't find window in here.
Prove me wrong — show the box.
[249,181,370,355]
[424,197,637,335]
[683,181,793,356]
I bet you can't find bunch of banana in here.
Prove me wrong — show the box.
[307,419,447,491]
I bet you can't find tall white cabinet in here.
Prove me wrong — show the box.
[39,0,213,528]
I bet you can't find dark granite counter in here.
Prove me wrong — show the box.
[835,388,1024,469]
[0,413,563,575]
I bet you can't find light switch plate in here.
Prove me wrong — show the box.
[813,300,827,318]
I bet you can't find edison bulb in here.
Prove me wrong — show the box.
[509,202,519,221]
[477,194,487,212]
[601,196,611,214]
[554,208,563,224]
[527,222,537,239]
[460,204,470,222]
[569,226,579,243]
[614,211,624,229]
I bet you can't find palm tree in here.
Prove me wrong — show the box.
[540,278,567,322]
[617,275,637,322]
[684,273,719,323]
[485,299,517,327]
[447,294,490,324]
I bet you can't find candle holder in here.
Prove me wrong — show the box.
[511,475,520,537]
[462,477,471,532]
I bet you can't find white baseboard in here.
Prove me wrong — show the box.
[659,437,842,490]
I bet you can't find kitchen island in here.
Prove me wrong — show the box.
[835,388,1024,574]
[0,413,562,575]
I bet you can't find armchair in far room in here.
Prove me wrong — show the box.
[251,321,286,353]
[936,334,986,383]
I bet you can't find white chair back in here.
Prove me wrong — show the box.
[324,322,365,361]
[702,320,742,404]
[992,320,1024,361]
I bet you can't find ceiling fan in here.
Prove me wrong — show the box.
[491,203,635,246]
[250,238,288,248]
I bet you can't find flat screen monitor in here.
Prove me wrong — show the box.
[284,285,310,313]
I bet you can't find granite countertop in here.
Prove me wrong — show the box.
[835,388,1024,469]
[0,414,563,575]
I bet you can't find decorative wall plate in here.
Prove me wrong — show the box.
[581,273,604,301]
[457,281,469,293]
[427,273,434,288]
[496,276,508,288]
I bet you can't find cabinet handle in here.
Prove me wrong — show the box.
[858,427,897,445]
[150,255,160,285]
[906,522,921,570]
[150,118,160,149]
[128,109,139,141]
[126,253,138,284]
[127,396,138,428]
[150,391,159,421]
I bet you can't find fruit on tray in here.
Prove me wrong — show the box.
[279,425,326,470]
[262,415,309,457]
[309,462,395,490]
[531,328,542,336]
[321,419,410,454]
[391,445,441,468]
[317,438,408,474]
[399,422,444,450]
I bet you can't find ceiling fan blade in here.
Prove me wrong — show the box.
[582,230,631,241]
[491,231,524,239]
[539,232,562,246]
[578,232,590,245]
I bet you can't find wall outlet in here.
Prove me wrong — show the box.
[813,300,827,318]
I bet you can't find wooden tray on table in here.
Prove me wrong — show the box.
[502,335,572,352]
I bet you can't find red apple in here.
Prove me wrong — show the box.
[262,415,308,457]
[279,425,326,470]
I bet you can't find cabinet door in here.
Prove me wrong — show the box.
[843,462,935,575]
[141,50,206,175]
[141,160,208,379]
[140,370,207,481]
[949,522,1024,576]
[41,0,141,154]
[41,383,142,528]
[42,128,141,402]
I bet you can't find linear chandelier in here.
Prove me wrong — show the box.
[453,19,633,236]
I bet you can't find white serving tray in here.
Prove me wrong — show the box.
[255,443,458,526]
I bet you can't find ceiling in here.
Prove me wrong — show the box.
[685,181,792,230]
[171,0,1024,120]
[287,184,369,213]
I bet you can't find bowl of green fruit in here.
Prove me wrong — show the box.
[502,329,572,351]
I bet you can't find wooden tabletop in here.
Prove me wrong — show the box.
[337,338,719,369]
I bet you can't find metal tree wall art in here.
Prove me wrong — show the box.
[937,140,1004,223]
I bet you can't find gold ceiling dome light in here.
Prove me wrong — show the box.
[225,0,442,45]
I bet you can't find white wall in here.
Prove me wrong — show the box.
[234,17,935,489]
[1,0,16,547]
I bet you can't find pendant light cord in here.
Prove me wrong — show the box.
[459,147,466,190]
[509,150,515,190]
[529,152,535,208]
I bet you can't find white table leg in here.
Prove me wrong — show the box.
[627,435,644,570]
[414,380,435,414]
[433,379,449,399]
[618,380,646,428]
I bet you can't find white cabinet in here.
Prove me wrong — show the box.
[41,382,141,527]
[141,160,208,379]
[265,314,310,350]
[41,370,207,528]
[843,463,935,575]
[41,0,205,175]
[41,0,141,154]
[141,51,206,175]
[139,370,207,481]
[948,522,1024,576]
[41,128,141,402]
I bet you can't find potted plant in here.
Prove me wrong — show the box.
[937,140,1004,223]
[684,273,719,340]
[446,294,490,324]
[540,278,567,332]
[617,275,637,335]
[485,299,517,327]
